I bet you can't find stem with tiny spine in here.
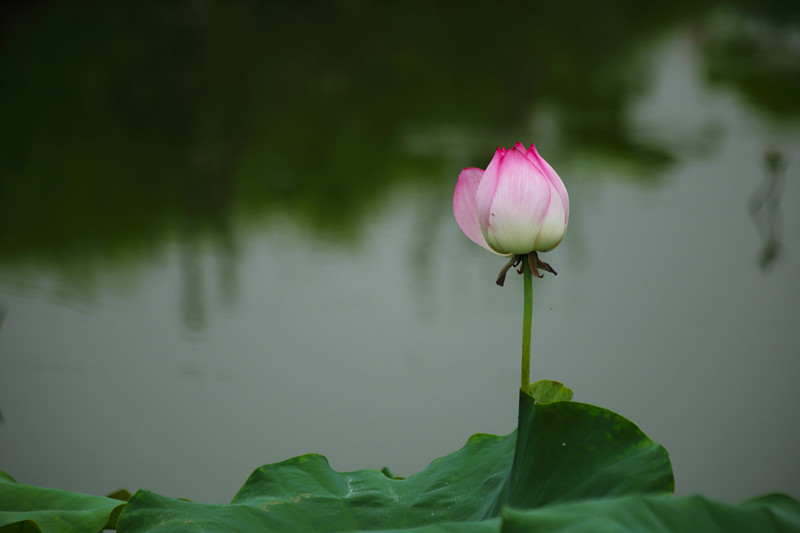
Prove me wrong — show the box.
[521,254,533,392]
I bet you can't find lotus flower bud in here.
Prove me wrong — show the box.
[453,142,569,256]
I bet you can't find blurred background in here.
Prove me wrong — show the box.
[0,0,798,505]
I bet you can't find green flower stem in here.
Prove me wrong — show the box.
[521,254,533,392]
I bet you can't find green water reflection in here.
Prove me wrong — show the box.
[0,0,797,274]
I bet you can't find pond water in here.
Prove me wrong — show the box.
[1,2,799,505]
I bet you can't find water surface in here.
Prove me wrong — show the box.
[1,1,799,504]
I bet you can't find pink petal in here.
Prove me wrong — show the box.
[477,148,553,255]
[528,144,569,221]
[453,167,496,253]
[534,181,568,251]
[475,147,505,236]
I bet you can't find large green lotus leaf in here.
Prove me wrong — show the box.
[500,493,800,532]
[0,472,125,533]
[117,432,514,533]
[492,394,674,513]
[363,494,800,533]
[116,392,673,532]
[358,519,501,533]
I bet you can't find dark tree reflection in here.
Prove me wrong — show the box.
[749,148,788,271]
[0,1,797,329]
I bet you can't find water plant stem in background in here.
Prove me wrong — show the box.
[521,254,533,391]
